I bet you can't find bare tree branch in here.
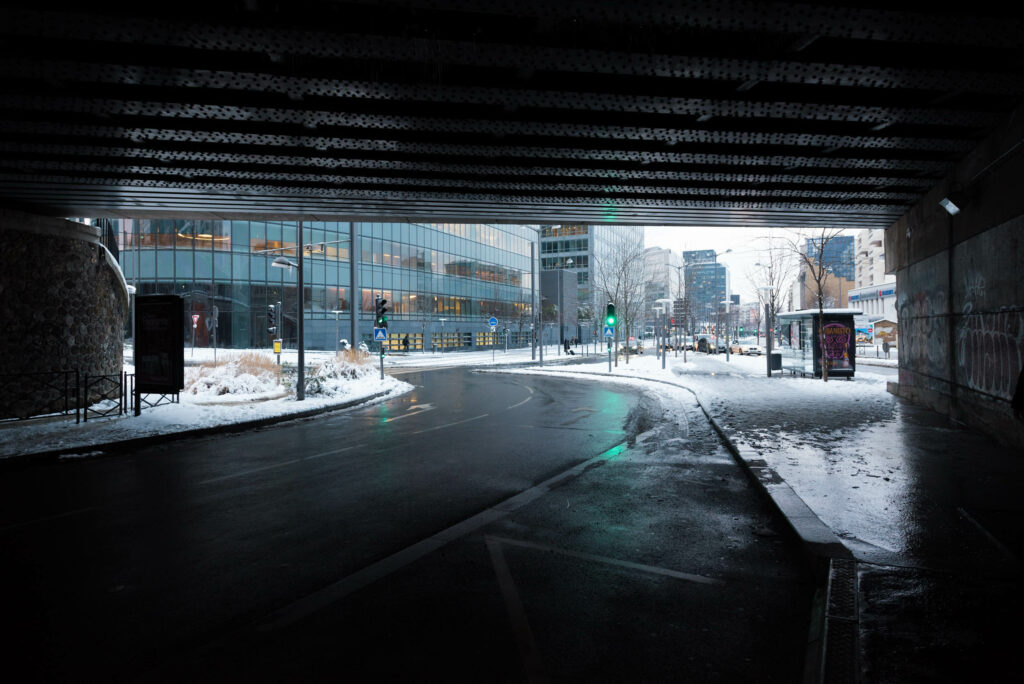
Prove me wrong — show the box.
[592,231,646,363]
[783,227,848,382]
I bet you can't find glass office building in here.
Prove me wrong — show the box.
[539,224,645,327]
[682,249,730,328]
[114,219,537,352]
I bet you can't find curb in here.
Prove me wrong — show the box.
[0,389,394,471]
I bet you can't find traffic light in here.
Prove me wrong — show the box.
[267,303,277,335]
[605,302,616,326]
[375,298,389,328]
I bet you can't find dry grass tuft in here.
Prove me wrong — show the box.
[186,351,282,395]
[196,351,281,375]
[336,349,371,366]
[231,351,281,376]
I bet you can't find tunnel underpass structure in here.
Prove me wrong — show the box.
[0,2,1021,446]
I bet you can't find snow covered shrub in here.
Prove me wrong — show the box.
[304,350,375,397]
[185,352,282,396]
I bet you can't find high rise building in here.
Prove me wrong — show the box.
[644,247,682,320]
[540,224,645,339]
[682,249,730,328]
[849,228,898,335]
[798,235,855,309]
[855,228,893,289]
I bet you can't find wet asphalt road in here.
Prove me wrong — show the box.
[2,367,814,682]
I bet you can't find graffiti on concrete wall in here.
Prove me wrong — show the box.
[897,282,948,377]
[956,274,1023,400]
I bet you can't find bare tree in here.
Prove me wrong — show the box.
[592,231,646,364]
[785,227,848,382]
[672,262,697,361]
[746,232,798,347]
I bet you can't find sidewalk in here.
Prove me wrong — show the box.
[509,353,1023,682]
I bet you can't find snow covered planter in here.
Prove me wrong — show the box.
[303,350,375,397]
[185,352,282,397]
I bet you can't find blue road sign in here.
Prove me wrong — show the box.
[488,316,498,327]
[373,327,388,341]
[604,325,615,338]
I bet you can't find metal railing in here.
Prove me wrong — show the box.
[0,370,80,421]
[0,370,145,423]
[82,372,131,422]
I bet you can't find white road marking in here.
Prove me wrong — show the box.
[505,382,535,410]
[384,403,436,422]
[487,535,722,585]
[958,507,1017,561]
[486,537,547,682]
[198,444,362,485]
[410,413,488,434]
[255,442,628,632]
[0,506,96,534]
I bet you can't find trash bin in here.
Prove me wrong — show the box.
[769,352,782,370]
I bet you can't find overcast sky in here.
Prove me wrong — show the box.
[644,226,862,303]
[643,226,782,303]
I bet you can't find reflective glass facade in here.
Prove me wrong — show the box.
[682,250,730,326]
[116,219,537,351]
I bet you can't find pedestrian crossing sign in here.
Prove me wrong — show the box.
[373,328,388,341]
[604,325,615,338]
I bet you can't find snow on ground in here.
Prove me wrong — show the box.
[495,351,910,554]
[0,349,414,459]
[3,340,913,555]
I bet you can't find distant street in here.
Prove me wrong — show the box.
[2,367,813,682]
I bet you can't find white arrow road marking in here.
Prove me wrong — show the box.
[384,403,436,422]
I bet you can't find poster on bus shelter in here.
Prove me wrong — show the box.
[821,321,853,371]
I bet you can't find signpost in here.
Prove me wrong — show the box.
[210,304,218,366]
[605,325,615,372]
[374,327,387,378]
[488,316,498,361]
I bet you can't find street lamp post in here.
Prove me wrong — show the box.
[760,286,773,377]
[721,300,731,362]
[261,226,349,401]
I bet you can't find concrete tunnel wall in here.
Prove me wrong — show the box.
[0,209,127,419]
[886,106,1024,450]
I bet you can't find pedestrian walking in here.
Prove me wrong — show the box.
[402,334,409,352]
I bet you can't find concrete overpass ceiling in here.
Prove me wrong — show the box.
[0,2,1021,226]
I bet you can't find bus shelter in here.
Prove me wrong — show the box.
[775,309,862,378]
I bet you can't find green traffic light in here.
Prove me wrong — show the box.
[606,315,616,326]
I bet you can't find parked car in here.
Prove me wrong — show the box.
[730,342,763,355]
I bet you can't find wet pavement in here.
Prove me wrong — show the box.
[140,388,815,683]
[664,357,1024,683]
[512,353,1023,682]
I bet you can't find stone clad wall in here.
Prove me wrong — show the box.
[0,211,127,418]
[887,107,1024,450]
